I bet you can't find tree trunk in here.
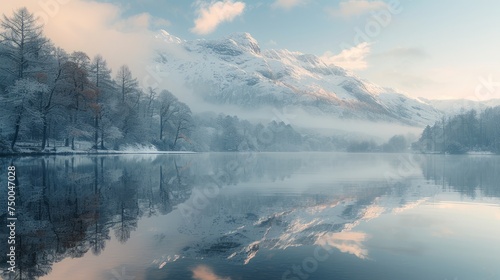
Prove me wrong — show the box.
[11,113,22,150]
[41,114,48,150]
[100,128,105,149]
[172,123,181,150]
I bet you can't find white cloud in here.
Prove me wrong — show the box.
[272,0,308,10]
[191,0,245,35]
[321,42,372,71]
[328,0,388,18]
[114,13,171,31]
[1,1,172,87]
[113,13,153,32]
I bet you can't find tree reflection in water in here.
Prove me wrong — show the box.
[0,153,499,279]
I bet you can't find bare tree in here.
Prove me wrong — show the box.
[63,51,92,149]
[40,48,67,149]
[89,55,114,149]
[0,7,49,80]
[171,102,193,150]
[115,65,138,104]
[158,90,178,141]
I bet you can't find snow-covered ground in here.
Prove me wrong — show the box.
[1,141,195,155]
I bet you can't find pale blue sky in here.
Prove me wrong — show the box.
[3,0,500,100]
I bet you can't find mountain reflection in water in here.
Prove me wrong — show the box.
[0,153,499,280]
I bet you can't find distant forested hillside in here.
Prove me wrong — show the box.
[413,107,500,154]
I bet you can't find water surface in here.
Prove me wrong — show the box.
[0,153,499,280]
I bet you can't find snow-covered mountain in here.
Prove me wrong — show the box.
[151,31,443,126]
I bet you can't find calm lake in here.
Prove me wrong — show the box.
[1,153,499,280]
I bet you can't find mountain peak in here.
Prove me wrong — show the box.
[156,29,183,44]
[226,32,260,55]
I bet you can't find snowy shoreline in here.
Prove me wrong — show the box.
[0,143,196,157]
[2,149,498,157]
[0,150,197,157]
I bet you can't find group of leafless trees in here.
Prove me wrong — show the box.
[0,7,193,152]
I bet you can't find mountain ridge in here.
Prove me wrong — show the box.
[150,31,494,127]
